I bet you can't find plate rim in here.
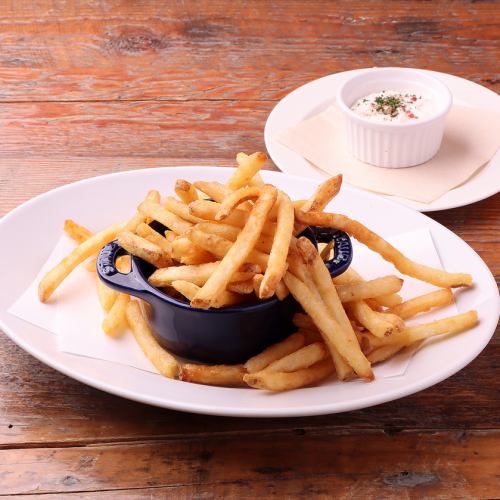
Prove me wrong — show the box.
[0,166,498,417]
[264,67,500,212]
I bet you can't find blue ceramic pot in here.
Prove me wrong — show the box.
[97,225,352,364]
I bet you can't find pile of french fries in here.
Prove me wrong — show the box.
[38,152,478,391]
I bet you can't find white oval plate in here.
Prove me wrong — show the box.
[265,69,500,212]
[0,167,498,417]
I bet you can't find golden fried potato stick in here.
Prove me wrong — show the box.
[374,294,403,308]
[171,237,215,265]
[179,363,246,387]
[192,185,277,308]
[96,275,117,312]
[149,262,260,287]
[260,192,294,299]
[390,288,454,320]
[335,276,403,303]
[164,196,204,224]
[227,152,268,190]
[301,174,343,213]
[124,190,161,232]
[367,344,405,364]
[175,179,198,204]
[138,200,193,235]
[346,301,402,338]
[102,292,129,336]
[244,332,306,373]
[195,221,274,254]
[275,280,289,301]
[171,280,245,308]
[297,210,472,288]
[227,279,255,294]
[64,219,93,244]
[388,310,478,347]
[293,313,318,332]
[117,231,172,268]
[193,181,232,203]
[126,300,178,378]
[187,227,270,271]
[244,359,334,391]
[188,199,277,237]
[249,172,265,187]
[135,222,173,256]
[264,342,328,373]
[215,186,262,221]
[38,222,124,302]
[284,270,372,380]
[331,266,402,309]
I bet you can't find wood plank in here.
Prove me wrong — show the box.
[0,1,497,102]
[0,100,273,157]
[0,431,497,496]
[0,335,497,447]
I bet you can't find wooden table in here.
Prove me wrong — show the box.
[1,1,498,497]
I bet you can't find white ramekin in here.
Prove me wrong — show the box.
[336,67,452,168]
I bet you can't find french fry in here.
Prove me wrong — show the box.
[297,211,472,288]
[244,359,334,391]
[187,228,269,270]
[136,222,173,256]
[115,255,132,273]
[83,256,97,272]
[275,280,289,301]
[390,289,454,320]
[171,280,245,308]
[386,310,478,347]
[294,174,343,234]
[195,221,274,254]
[117,232,172,268]
[346,300,400,338]
[319,240,334,261]
[124,190,161,232]
[164,196,204,224]
[102,292,130,336]
[171,237,215,265]
[260,192,294,299]
[96,276,117,311]
[227,279,255,294]
[215,186,262,221]
[335,276,403,303]
[138,200,192,235]
[64,219,93,244]
[193,181,232,203]
[192,185,277,308]
[296,237,370,379]
[149,262,260,287]
[179,363,246,387]
[188,200,277,237]
[293,312,318,332]
[244,332,306,373]
[126,300,178,378]
[175,179,198,204]
[227,152,267,190]
[374,293,403,308]
[264,342,328,373]
[38,222,124,302]
[284,270,371,380]
[249,172,265,187]
[367,344,405,364]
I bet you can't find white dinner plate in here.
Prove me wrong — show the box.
[0,167,498,417]
[265,69,500,212]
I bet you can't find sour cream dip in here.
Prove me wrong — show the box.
[350,90,433,123]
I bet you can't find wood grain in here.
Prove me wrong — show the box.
[0,1,497,103]
[0,0,498,497]
[1,431,498,497]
